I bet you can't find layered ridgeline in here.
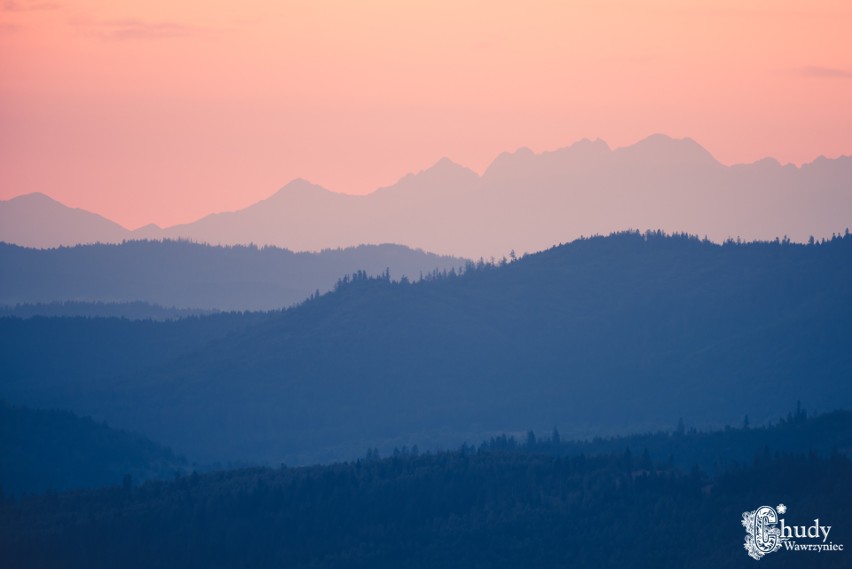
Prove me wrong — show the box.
[2,411,851,569]
[0,240,466,311]
[1,232,851,464]
[0,402,189,496]
[2,135,851,258]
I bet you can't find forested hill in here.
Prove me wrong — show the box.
[1,231,851,464]
[0,402,189,496]
[2,411,851,569]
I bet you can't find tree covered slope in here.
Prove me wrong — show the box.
[1,232,850,464]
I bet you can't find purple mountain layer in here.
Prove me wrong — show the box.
[2,135,850,258]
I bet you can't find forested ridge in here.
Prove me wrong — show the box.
[2,409,850,568]
[2,231,851,464]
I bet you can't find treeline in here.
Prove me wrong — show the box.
[501,405,852,474]
[331,229,852,291]
[1,411,850,568]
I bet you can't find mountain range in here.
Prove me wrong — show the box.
[2,231,850,464]
[2,135,850,258]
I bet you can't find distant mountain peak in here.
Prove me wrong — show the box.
[131,223,163,238]
[482,147,538,179]
[752,156,782,168]
[0,191,130,248]
[374,156,479,197]
[7,192,63,205]
[262,178,336,203]
[410,156,476,178]
[568,137,610,151]
[618,134,719,165]
[421,157,478,179]
[432,156,461,169]
[281,177,323,191]
[632,133,702,150]
[483,140,618,180]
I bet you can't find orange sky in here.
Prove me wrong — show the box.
[1,0,851,229]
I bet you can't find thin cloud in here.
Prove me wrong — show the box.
[3,0,61,11]
[800,65,852,79]
[0,21,20,33]
[77,18,205,41]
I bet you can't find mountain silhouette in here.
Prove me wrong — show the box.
[0,240,466,311]
[3,135,849,257]
[0,193,130,249]
[2,231,850,464]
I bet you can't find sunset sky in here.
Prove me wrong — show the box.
[1,0,850,229]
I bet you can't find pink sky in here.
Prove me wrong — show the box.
[1,0,851,229]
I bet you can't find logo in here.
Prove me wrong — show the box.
[742,504,844,560]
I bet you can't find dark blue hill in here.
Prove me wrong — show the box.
[1,231,850,463]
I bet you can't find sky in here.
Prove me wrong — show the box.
[1,0,851,230]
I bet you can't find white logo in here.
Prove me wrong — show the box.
[742,504,844,560]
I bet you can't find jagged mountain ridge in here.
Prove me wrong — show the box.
[2,135,850,257]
